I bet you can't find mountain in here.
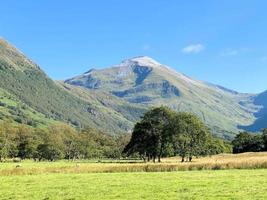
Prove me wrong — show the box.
[0,39,145,133]
[65,56,260,139]
[0,39,265,139]
[239,90,267,132]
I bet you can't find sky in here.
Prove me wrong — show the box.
[1,0,267,93]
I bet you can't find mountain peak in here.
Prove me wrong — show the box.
[120,56,164,69]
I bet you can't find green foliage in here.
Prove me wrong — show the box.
[124,106,175,162]
[263,129,267,151]
[232,131,265,153]
[124,107,229,162]
[170,112,212,161]
[0,121,129,161]
[0,121,18,160]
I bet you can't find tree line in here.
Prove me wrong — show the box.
[0,121,130,162]
[232,130,267,153]
[5,106,265,163]
[123,107,231,162]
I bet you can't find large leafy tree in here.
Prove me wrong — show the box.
[124,106,174,162]
[125,107,216,162]
[170,113,211,162]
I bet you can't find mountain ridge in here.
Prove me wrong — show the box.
[65,55,260,138]
[0,38,266,139]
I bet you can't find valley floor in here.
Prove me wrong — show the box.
[0,169,267,200]
[0,153,267,200]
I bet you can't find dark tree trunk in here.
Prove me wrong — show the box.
[189,156,192,162]
[158,156,161,163]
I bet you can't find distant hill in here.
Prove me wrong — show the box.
[0,39,265,139]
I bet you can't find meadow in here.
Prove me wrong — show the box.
[1,152,267,175]
[0,152,267,199]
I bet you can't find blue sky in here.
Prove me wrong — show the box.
[1,0,267,93]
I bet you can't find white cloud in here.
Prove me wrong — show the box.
[182,44,205,54]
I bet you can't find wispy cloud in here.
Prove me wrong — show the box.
[182,44,205,54]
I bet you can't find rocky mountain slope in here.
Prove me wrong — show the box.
[66,56,261,139]
[0,39,265,139]
[239,90,267,132]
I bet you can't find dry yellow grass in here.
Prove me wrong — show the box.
[1,152,267,176]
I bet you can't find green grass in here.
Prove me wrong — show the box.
[0,170,266,200]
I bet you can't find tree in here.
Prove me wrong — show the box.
[170,113,211,162]
[0,121,18,161]
[36,142,63,161]
[16,125,37,159]
[205,138,231,155]
[124,106,175,162]
[262,129,267,151]
[79,127,120,159]
[232,132,263,153]
[49,123,80,160]
[35,125,65,161]
[124,121,152,161]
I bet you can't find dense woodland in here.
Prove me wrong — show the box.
[0,121,130,161]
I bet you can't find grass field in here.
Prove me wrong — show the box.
[0,170,267,200]
[1,153,267,199]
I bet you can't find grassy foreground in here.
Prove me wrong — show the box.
[0,170,267,200]
[1,153,267,199]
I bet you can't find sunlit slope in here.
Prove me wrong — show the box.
[66,56,258,138]
[0,39,144,134]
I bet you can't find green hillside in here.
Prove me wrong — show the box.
[0,88,56,128]
[0,39,145,134]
